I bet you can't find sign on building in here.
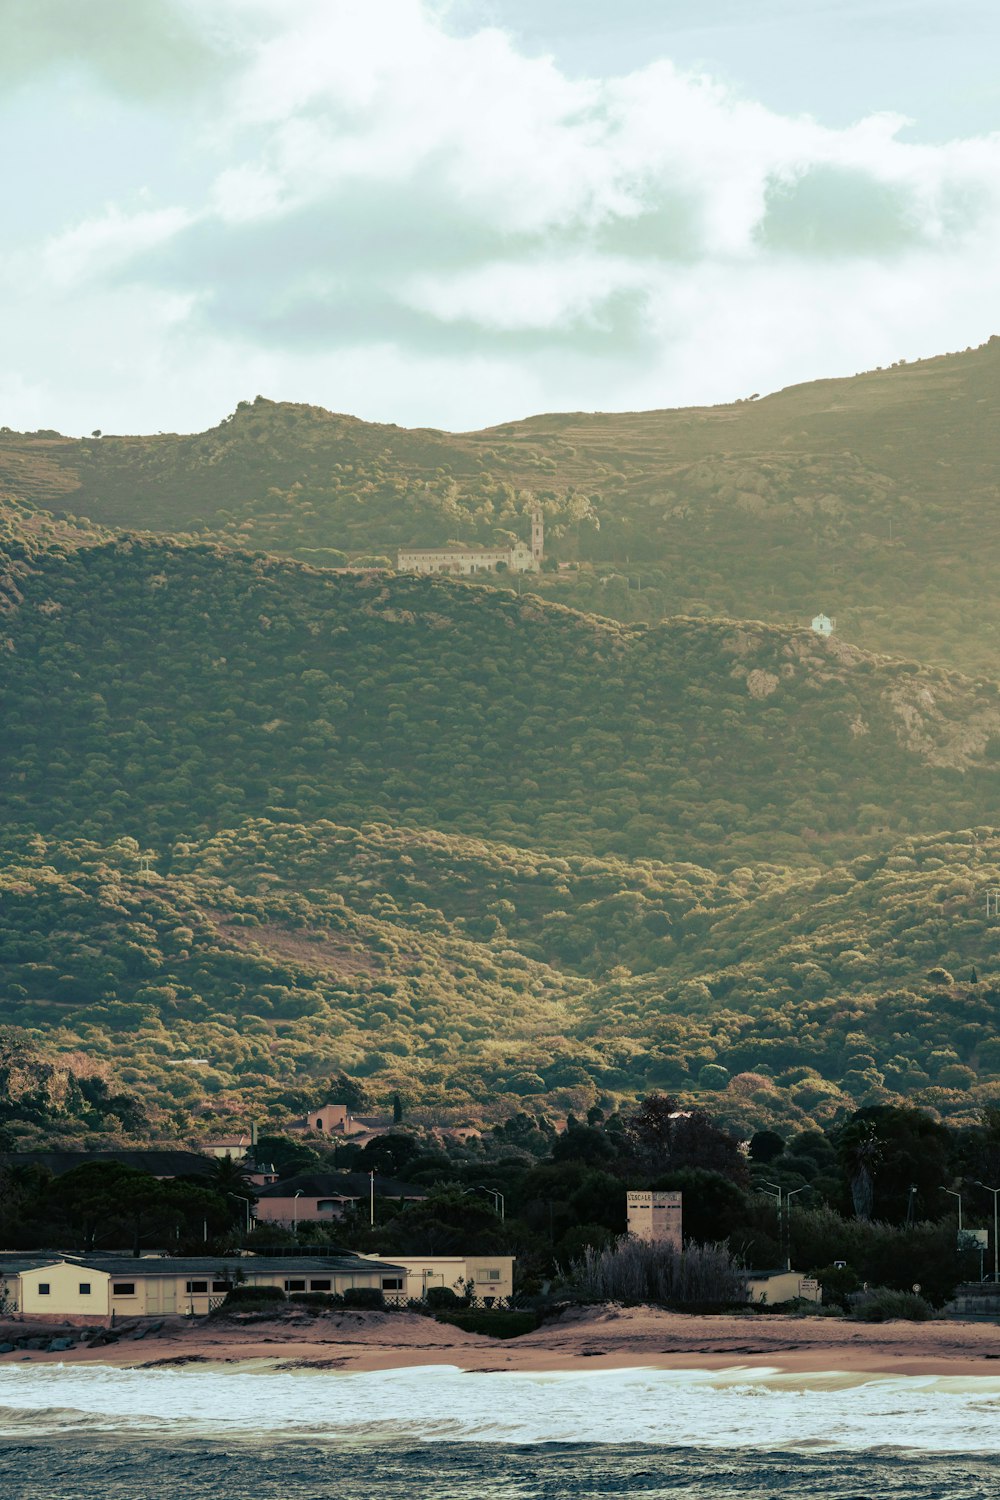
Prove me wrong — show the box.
[627,1191,682,1249]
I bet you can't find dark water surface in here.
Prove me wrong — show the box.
[0,1439,997,1500]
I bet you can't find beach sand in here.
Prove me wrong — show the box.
[3,1304,999,1378]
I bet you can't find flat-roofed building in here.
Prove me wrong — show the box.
[359,1254,515,1307]
[0,1252,407,1322]
[626,1191,683,1249]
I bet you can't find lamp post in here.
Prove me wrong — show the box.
[943,1187,963,1235]
[228,1193,252,1238]
[973,1182,1000,1283]
[292,1190,303,1235]
[784,1186,809,1271]
[462,1186,505,1220]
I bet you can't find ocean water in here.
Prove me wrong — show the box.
[1,1363,998,1499]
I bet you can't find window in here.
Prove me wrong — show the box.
[212,1281,232,1294]
[476,1269,502,1282]
[309,1280,331,1292]
[38,1283,50,1296]
[284,1279,306,1292]
[486,1270,502,1282]
[382,1278,404,1291]
[112,1284,136,1297]
[186,1281,208,1294]
[79,1283,91,1296]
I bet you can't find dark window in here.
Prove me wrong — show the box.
[186,1281,208,1294]
[382,1278,404,1291]
[113,1283,136,1296]
[212,1281,233,1293]
[309,1280,331,1291]
[79,1283,91,1296]
[38,1283,50,1296]
[284,1279,306,1292]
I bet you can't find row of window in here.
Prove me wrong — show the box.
[36,1273,499,1298]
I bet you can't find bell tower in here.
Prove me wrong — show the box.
[531,505,544,563]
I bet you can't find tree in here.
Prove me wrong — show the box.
[625,1094,747,1184]
[749,1130,785,1165]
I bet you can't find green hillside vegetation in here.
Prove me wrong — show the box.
[3,337,999,674]
[2,540,997,872]
[2,344,1000,1139]
[1,817,999,1139]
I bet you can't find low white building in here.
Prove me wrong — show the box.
[0,1252,407,1322]
[359,1254,515,1306]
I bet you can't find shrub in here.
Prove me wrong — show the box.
[425,1286,462,1309]
[567,1237,749,1307]
[343,1287,384,1310]
[435,1310,540,1339]
[289,1291,342,1309]
[223,1285,286,1305]
[848,1287,933,1322]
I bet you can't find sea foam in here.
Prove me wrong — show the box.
[1,1363,999,1452]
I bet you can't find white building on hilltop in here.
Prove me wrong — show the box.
[397,507,543,576]
[811,612,835,637]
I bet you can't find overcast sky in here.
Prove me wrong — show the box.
[2,0,999,435]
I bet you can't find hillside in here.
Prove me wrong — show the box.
[1,821,998,1138]
[2,336,999,673]
[1,540,997,870]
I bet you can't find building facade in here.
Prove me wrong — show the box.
[0,1252,407,1321]
[397,508,543,576]
[358,1254,515,1306]
[626,1191,683,1249]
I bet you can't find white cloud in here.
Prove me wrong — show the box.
[42,204,196,289]
[2,0,1000,435]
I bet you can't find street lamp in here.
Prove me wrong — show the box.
[292,1189,303,1235]
[943,1187,963,1234]
[462,1186,505,1220]
[784,1186,809,1270]
[973,1182,1000,1284]
[228,1193,252,1237]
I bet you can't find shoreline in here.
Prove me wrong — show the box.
[3,1305,1000,1380]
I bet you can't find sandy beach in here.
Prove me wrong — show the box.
[3,1304,999,1379]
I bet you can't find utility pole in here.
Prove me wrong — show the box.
[974,1182,1000,1283]
[785,1186,808,1270]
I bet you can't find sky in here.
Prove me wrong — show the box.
[2,0,1000,435]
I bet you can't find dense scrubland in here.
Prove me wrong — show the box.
[4,337,1000,674]
[0,344,998,1150]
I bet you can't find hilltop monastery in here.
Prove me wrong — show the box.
[397,507,544,576]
